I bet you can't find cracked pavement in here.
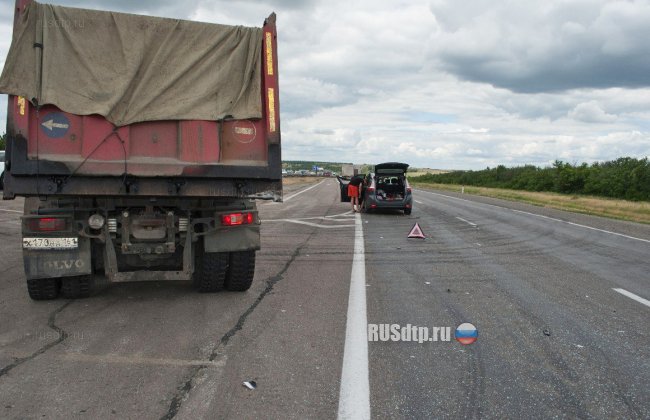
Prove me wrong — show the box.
[1,179,648,419]
[0,180,352,419]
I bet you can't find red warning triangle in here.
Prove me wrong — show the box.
[407,222,425,239]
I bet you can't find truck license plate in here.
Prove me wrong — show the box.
[23,237,78,250]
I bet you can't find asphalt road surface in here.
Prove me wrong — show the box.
[0,180,648,419]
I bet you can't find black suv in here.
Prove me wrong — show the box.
[362,162,413,214]
[337,162,413,215]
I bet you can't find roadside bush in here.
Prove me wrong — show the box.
[410,157,650,201]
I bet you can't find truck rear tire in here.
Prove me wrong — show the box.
[61,275,93,298]
[225,251,256,291]
[27,278,60,300]
[195,250,229,293]
[404,208,412,215]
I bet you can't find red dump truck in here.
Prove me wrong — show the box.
[1,1,282,299]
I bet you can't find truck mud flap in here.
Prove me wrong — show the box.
[204,225,261,253]
[23,238,91,280]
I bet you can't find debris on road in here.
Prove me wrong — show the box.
[243,381,257,390]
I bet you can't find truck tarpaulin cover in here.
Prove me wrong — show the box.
[0,2,263,126]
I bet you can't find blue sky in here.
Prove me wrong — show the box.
[1,0,649,169]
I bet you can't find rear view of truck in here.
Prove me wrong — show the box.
[0,1,282,299]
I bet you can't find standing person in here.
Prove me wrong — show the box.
[348,175,363,212]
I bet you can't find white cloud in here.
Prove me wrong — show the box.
[429,0,650,92]
[568,101,617,123]
[0,0,649,170]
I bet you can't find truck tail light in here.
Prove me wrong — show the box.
[221,212,254,226]
[29,217,67,232]
[407,187,412,193]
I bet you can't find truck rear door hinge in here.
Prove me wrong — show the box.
[168,179,186,195]
[49,176,66,193]
[123,177,138,194]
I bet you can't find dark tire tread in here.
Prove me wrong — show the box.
[27,278,60,300]
[195,251,229,293]
[225,251,256,292]
[61,275,93,299]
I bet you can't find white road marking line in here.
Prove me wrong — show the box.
[414,200,423,204]
[338,213,370,420]
[325,211,356,218]
[61,352,226,368]
[455,216,477,227]
[510,209,650,244]
[265,213,354,222]
[613,288,650,308]
[0,209,22,214]
[283,180,326,202]
[264,219,355,229]
[297,215,355,221]
[416,189,650,244]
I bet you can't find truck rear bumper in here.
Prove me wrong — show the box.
[21,198,261,282]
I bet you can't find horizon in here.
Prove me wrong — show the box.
[1,0,649,170]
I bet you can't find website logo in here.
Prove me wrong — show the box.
[367,322,479,345]
[455,323,478,345]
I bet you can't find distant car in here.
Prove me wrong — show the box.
[0,150,5,190]
[362,162,412,215]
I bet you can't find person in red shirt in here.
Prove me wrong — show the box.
[348,175,363,212]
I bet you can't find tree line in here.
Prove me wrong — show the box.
[411,157,650,201]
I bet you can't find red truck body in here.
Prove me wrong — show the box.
[1,1,282,299]
[4,0,281,199]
